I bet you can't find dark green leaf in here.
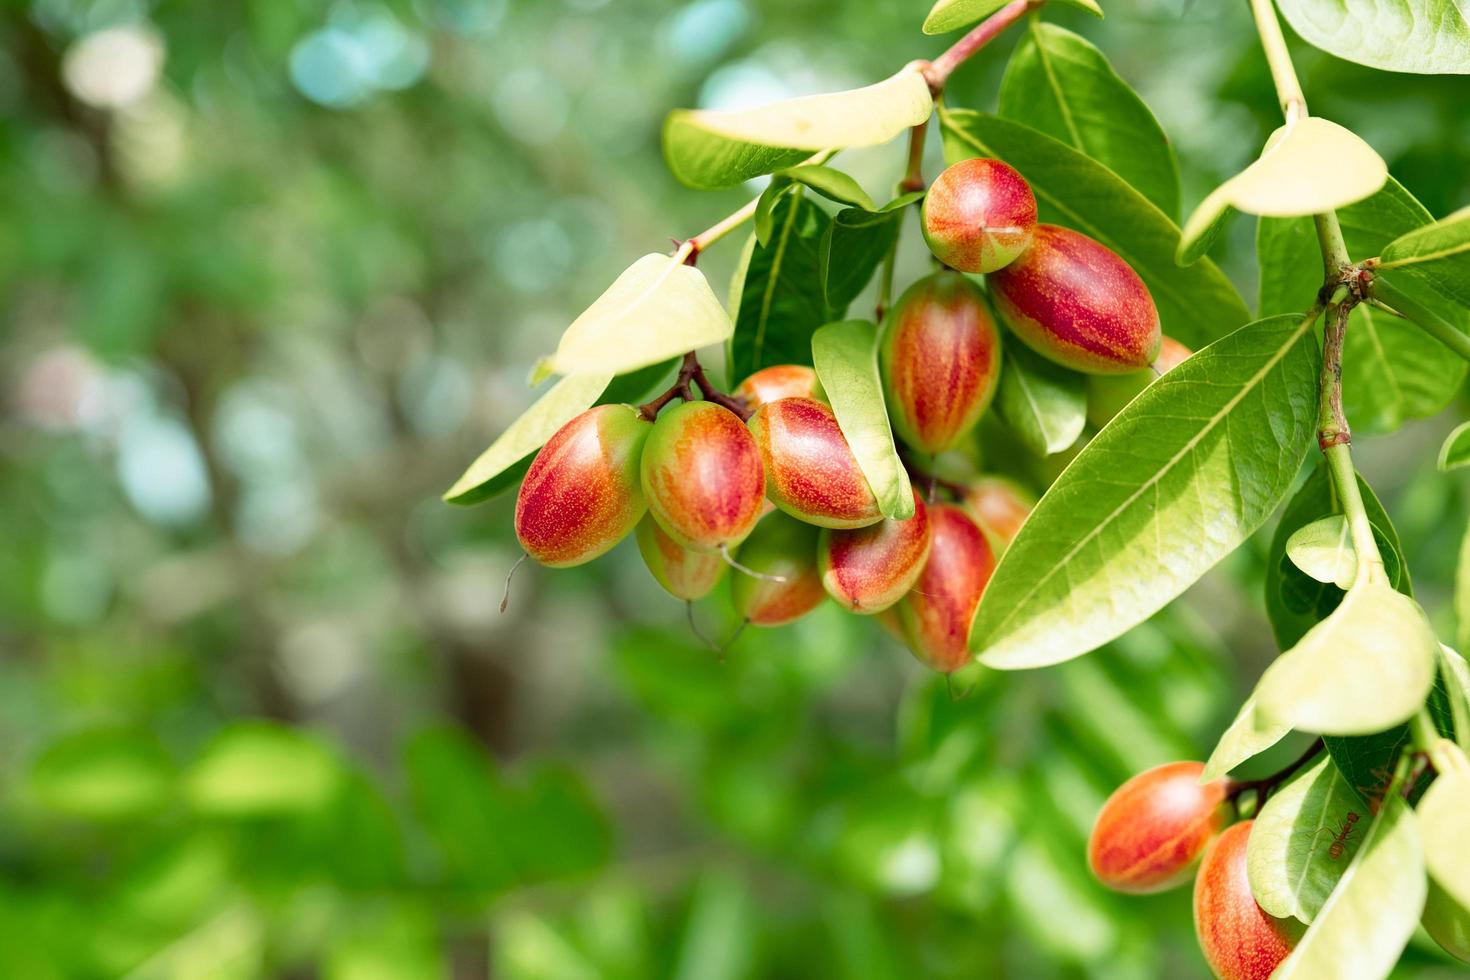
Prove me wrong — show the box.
[728,193,833,381]
[993,331,1086,456]
[818,193,920,312]
[779,165,875,211]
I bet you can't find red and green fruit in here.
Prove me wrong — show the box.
[962,476,1034,552]
[734,364,825,409]
[1088,760,1230,895]
[819,487,931,614]
[635,516,726,600]
[730,513,827,626]
[989,224,1162,375]
[748,397,883,529]
[1086,335,1193,428]
[880,272,1002,454]
[921,157,1037,273]
[895,504,995,673]
[1193,821,1301,980]
[641,400,765,552]
[515,404,652,568]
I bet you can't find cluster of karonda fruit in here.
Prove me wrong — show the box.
[513,157,1194,670]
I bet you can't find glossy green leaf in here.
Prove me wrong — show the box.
[993,331,1085,456]
[1201,696,1291,782]
[940,109,1250,349]
[812,321,913,520]
[1286,516,1355,590]
[728,193,832,381]
[1442,646,1470,754]
[819,193,921,312]
[1440,421,1470,471]
[1273,788,1425,980]
[185,723,341,816]
[1380,205,1470,309]
[923,0,1101,35]
[662,67,932,189]
[443,373,613,504]
[972,314,1319,669]
[1419,744,1470,911]
[28,729,174,820]
[754,181,797,248]
[997,21,1178,218]
[534,253,732,381]
[780,165,875,211]
[1247,755,1365,923]
[1277,0,1470,74]
[1256,578,1439,736]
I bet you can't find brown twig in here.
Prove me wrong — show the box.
[1226,737,1326,804]
[637,351,751,422]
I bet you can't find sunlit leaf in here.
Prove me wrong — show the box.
[28,729,173,820]
[993,332,1086,456]
[972,314,1318,669]
[185,723,341,816]
[1180,117,1386,261]
[1419,742,1470,912]
[1443,646,1470,753]
[728,194,832,381]
[1247,755,1365,923]
[923,0,1101,36]
[1272,789,1425,980]
[662,68,932,189]
[1201,696,1290,782]
[1277,0,1470,74]
[1380,204,1470,309]
[1440,421,1470,471]
[812,320,912,520]
[1286,516,1355,590]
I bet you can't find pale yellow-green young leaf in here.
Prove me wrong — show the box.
[1285,515,1356,590]
[536,253,732,380]
[1179,117,1386,260]
[443,373,612,504]
[1247,755,1363,923]
[1440,646,1470,755]
[1201,695,1290,782]
[1255,578,1438,736]
[1419,741,1470,911]
[923,0,1101,36]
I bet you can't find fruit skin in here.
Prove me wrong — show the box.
[748,397,883,530]
[635,516,726,600]
[880,272,1003,454]
[989,224,1162,375]
[962,476,1034,553]
[515,404,652,568]
[1088,761,1230,895]
[1423,879,1470,964]
[1193,821,1302,980]
[1086,335,1193,428]
[921,158,1038,274]
[895,505,996,673]
[819,488,931,614]
[730,513,826,626]
[734,364,825,409]
[640,400,765,552]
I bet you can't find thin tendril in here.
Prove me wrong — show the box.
[719,543,788,583]
[500,552,528,613]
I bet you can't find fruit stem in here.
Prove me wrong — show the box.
[1372,277,1470,365]
[924,0,1040,93]
[638,351,751,422]
[1247,0,1307,121]
[900,116,929,194]
[1225,736,1324,803]
[898,449,968,501]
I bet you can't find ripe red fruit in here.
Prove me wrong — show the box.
[962,476,1034,552]
[635,516,726,600]
[880,272,1002,454]
[1194,821,1301,980]
[733,364,824,410]
[1088,761,1230,895]
[921,158,1037,273]
[515,404,652,567]
[730,513,826,626]
[895,505,995,673]
[989,224,1162,375]
[819,487,931,614]
[1085,335,1193,428]
[748,397,883,529]
[640,400,765,553]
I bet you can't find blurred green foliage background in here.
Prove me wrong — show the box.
[2,0,1468,976]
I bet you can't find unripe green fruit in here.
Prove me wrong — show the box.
[819,487,931,614]
[880,272,1002,454]
[1423,879,1470,964]
[896,505,995,673]
[730,513,826,626]
[733,364,825,410]
[515,404,651,567]
[962,476,1034,553]
[635,516,726,600]
[641,400,765,552]
[989,224,1162,375]
[1193,822,1301,980]
[921,158,1037,273]
[748,397,883,529]
[1085,335,1193,428]
[1088,761,1230,895]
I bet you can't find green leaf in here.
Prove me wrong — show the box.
[728,193,832,382]
[939,109,1249,349]
[535,253,733,380]
[1247,755,1366,923]
[444,373,613,504]
[672,872,757,980]
[1440,420,1470,471]
[1180,118,1386,261]
[185,723,341,816]
[1380,204,1470,311]
[28,729,174,820]
[1419,745,1470,912]
[662,67,932,189]
[1277,0,1470,74]
[754,181,797,248]
[1271,790,1426,980]
[972,314,1319,669]
[1202,696,1291,782]
[812,321,913,520]
[1286,516,1356,590]
[1460,527,1470,654]
[818,193,920,312]
[993,331,1086,456]
[780,165,875,211]
[1255,578,1439,736]
[997,21,1178,218]
[923,0,1101,36]
[1442,646,1470,753]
